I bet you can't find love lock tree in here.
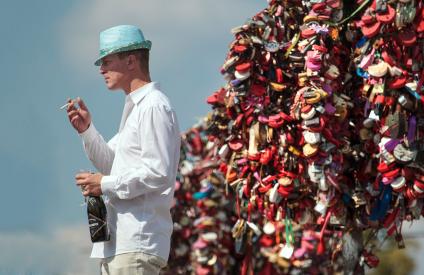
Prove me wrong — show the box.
[201,0,423,274]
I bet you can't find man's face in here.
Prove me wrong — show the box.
[99,54,129,90]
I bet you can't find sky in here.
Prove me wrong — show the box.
[0,1,423,274]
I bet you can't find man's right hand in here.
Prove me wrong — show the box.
[67,97,91,133]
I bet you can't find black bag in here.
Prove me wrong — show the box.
[87,196,110,242]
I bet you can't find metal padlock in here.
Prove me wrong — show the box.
[375,0,388,13]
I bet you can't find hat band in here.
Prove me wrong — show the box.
[99,40,152,57]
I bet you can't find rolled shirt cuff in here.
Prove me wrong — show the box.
[79,123,98,143]
[101,175,118,196]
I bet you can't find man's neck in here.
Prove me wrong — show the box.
[123,75,152,95]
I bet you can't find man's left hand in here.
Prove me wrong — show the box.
[75,172,103,196]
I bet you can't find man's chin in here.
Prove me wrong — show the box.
[107,84,119,90]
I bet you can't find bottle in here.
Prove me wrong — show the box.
[87,195,110,242]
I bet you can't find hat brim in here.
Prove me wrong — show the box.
[94,40,152,66]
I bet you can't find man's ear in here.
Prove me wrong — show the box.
[127,55,137,70]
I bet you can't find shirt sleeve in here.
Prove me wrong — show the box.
[101,105,180,200]
[79,123,118,175]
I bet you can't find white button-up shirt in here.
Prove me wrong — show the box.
[79,82,181,261]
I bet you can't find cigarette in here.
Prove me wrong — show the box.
[60,98,78,110]
[59,103,70,110]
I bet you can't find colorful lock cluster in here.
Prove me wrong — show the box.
[163,121,239,275]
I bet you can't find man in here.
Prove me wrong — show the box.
[66,25,181,274]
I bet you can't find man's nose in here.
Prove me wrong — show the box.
[99,66,106,75]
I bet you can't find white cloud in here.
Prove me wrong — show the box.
[0,225,98,275]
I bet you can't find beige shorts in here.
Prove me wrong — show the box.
[100,252,167,275]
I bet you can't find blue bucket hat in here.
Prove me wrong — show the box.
[94,25,152,66]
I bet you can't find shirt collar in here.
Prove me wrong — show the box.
[127,82,159,105]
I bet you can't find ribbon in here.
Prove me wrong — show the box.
[241,244,253,275]
[247,202,252,222]
[383,208,399,229]
[384,139,401,152]
[284,32,300,58]
[285,214,294,247]
[275,221,280,245]
[369,183,392,221]
[317,209,332,255]
[236,189,241,218]
[408,115,417,143]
